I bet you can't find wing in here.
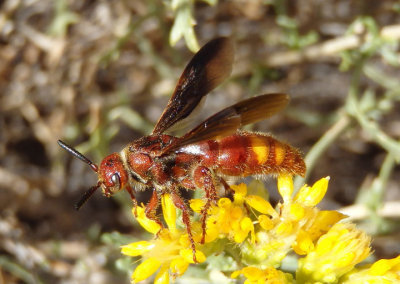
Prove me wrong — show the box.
[152,37,234,135]
[161,93,289,154]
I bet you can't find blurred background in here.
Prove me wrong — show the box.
[1,0,400,283]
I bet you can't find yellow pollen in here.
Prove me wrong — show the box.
[250,137,269,164]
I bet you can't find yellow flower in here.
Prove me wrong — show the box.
[121,194,205,283]
[297,223,371,283]
[342,255,400,283]
[294,176,330,206]
[231,183,277,217]
[231,266,293,284]
[202,196,255,243]
[189,183,278,244]
[277,173,294,203]
[135,205,162,235]
[278,176,346,255]
[241,176,345,266]
[120,175,394,283]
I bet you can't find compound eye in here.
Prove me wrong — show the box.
[110,173,121,191]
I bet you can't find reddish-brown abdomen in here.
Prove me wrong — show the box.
[196,132,305,177]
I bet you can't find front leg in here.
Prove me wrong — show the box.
[193,166,218,244]
[144,188,164,230]
[125,185,138,216]
[170,191,198,263]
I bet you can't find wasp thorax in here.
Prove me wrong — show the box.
[99,153,128,196]
[128,153,152,179]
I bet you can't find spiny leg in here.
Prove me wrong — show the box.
[144,188,164,230]
[193,166,218,244]
[126,185,138,216]
[170,191,198,263]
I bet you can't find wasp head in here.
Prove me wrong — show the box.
[98,153,128,197]
[58,140,128,210]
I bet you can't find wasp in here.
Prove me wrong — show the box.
[58,37,305,262]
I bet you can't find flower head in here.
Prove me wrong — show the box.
[120,175,397,283]
[121,194,205,283]
[297,223,371,283]
[241,175,345,266]
[231,266,293,284]
[190,182,274,244]
[342,255,400,283]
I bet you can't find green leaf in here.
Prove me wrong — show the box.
[169,0,199,52]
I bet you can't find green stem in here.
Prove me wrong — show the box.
[359,152,396,209]
[295,61,363,188]
[0,256,43,284]
[294,114,351,188]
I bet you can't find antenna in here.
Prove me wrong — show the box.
[58,140,100,210]
[58,140,98,172]
[75,182,101,210]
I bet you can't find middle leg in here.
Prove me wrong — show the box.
[193,166,218,244]
[170,190,198,263]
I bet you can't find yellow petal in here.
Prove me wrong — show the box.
[276,221,293,236]
[189,199,205,213]
[180,248,206,264]
[154,264,170,284]
[289,203,305,220]
[369,255,400,276]
[294,177,330,206]
[298,223,372,283]
[241,266,264,280]
[170,257,190,276]
[162,194,176,231]
[246,195,276,216]
[218,197,232,208]
[204,221,219,243]
[132,257,161,282]
[277,174,294,203]
[258,215,274,230]
[230,183,248,197]
[233,230,247,243]
[293,230,314,255]
[231,270,242,279]
[120,241,154,256]
[179,234,190,247]
[306,210,347,241]
[241,217,254,232]
[136,206,162,234]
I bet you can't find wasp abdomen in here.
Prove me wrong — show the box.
[210,132,305,177]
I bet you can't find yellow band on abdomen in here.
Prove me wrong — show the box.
[250,136,269,165]
[274,142,286,165]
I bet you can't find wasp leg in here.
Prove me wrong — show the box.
[220,178,234,200]
[193,166,218,244]
[126,185,138,217]
[170,191,198,263]
[144,188,163,231]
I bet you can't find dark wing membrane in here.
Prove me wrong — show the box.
[152,37,234,135]
[161,93,289,154]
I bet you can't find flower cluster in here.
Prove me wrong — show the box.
[121,175,400,283]
[121,194,205,283]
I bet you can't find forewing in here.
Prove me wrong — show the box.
[162,93,289,153]
[152,37,234,134]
